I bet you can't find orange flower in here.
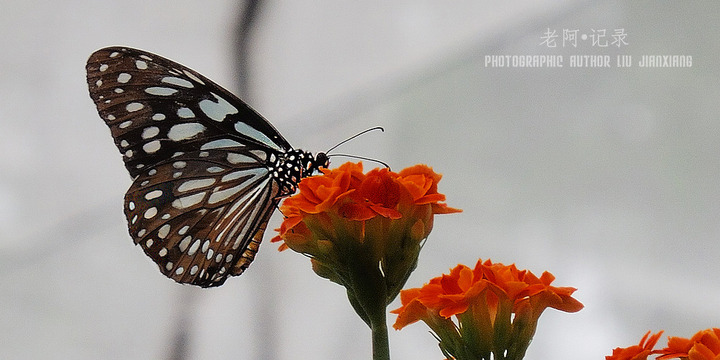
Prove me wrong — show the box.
[510,266,585,320]
[272,162,460,331]
[410,264,489,318]
[392,259,583,327]
[605,331,664,360]
[657,328,720,360]
[393,288,445,330]
[274,162,459,243]
[391,259,583,360]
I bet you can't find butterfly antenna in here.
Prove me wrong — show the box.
[325,126,384,154]
[327,153,390,169]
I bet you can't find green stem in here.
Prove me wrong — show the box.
[346,255,391,360]
[337,236,392,360]
[370,307,390,360]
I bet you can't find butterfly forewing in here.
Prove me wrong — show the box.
[86,46,316,287]
[86,46,292,178]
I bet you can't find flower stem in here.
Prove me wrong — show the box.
[370,307,390,360]
[342,245,392,360]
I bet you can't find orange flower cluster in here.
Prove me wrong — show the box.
[606,328,720,360]
[272,162,460,325]
[658,328,720,360]
[606,331,664,360]
[273,162,459,249]
[392,259,583,360]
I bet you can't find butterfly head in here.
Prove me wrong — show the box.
[306,152,330,175]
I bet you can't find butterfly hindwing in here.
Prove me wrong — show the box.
[86,46,324,287]
[124,149,281,287]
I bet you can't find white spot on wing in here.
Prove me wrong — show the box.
[172,192,205,209]
[208,184,245,204]
[141,126,160,139]
[161,76,194,88]
[235,122,282,151]
[178,236,192,252]
[199,93,238,122]
[144,207,158,219]
[152,113,166,121]
[226,153,255,165]
[158,224,170,239]
[144,189,163,200]
[168,123,206,142]
[182,70,205,85]
[177,107,194,118]
[221,171,247,182]
[188,240,201,256]
[99,64,109,72]
[145,87,179,96]
[207,166,224,173]
[143,140,161,153]
[126,102,144,112]
[178,178,216,192]
[135,60,148,69]
[119,120,132,129]
[200,139,242,150]
[117,73,131,83]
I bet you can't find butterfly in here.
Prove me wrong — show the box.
[86,46,330,287]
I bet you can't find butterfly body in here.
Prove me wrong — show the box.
[87,47,328,287]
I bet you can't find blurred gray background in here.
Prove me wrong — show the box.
[1,1,718,359]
